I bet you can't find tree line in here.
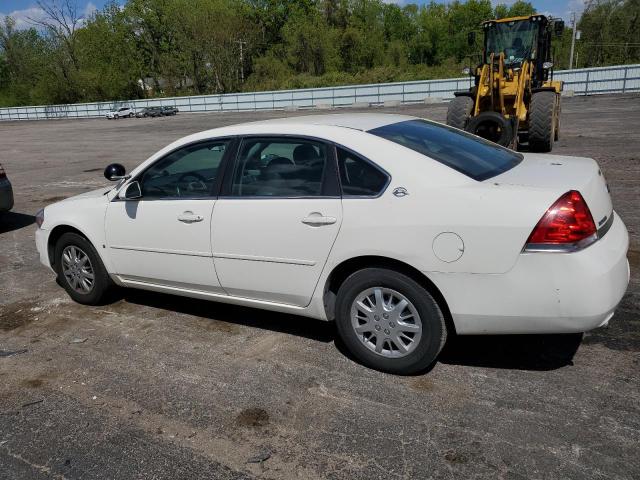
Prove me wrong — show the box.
[0,0,638,107]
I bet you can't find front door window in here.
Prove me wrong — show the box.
[140,141,229,198]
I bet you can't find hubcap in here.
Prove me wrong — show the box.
[350,287,422,358]
[61,245,95,294]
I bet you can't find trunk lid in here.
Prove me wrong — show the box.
[490,153,613,229]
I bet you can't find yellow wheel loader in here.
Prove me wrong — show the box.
[447,15,565,152]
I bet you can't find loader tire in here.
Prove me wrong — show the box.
[466,111,514,148]
[554,97,561,141]
[446,96,474,130]
[529,91,556,152]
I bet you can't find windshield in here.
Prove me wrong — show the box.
[368,119,522,181]
[485,20,538,66]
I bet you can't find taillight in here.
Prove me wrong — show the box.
[0,164,6,179]
[524,190,597,252]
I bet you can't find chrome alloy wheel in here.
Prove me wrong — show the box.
[350,287,422,358]
[61,245,95,294]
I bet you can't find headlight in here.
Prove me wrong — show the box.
[35,208,45,228]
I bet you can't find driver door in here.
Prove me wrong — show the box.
[105,139,231,292]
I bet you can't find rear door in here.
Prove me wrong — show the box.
[211,136,342,306]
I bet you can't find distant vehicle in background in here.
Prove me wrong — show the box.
[106,106,134,119]
[161,106,179,116]
[136,107,164,118]
[0,163,14,213]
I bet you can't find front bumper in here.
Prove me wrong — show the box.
[0,178,14,212]
[429,212,630,334]
[35,227,55,273]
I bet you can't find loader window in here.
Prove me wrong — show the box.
[484,20,538,66]
[368,119,522,181]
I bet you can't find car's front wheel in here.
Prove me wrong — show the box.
[335,268,447,374]
[55,232,112,305]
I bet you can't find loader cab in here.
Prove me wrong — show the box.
[482,15,561,88]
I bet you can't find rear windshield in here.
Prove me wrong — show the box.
[368,119,522,181]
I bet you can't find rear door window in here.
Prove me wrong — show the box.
[230,138,329,197]
[368,119,522,181]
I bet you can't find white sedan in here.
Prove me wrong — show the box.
[35,114,630,374]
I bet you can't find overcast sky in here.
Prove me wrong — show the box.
[1,0,586,30]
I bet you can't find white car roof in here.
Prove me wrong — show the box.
[179,113,419,142]
[144,113,420,161]
[246,113,417,131]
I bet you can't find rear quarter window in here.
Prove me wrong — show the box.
[337,147,389,196]
[368,119,522,181]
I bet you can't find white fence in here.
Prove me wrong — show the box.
[1,64,638,122]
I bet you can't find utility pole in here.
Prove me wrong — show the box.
[236,40,247,83]
[569,12,577,69]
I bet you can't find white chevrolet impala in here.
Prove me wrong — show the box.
[35,114,630,373]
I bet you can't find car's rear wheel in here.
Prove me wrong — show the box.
[335,268,447,374]
[55,232,112,305]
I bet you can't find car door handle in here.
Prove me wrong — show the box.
[301,214,337,226]
[177,211,204,223]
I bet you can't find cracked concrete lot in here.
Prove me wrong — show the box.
[1,94,639,479]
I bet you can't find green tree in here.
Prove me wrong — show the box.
[281,5,339,75]
[578,0,640,67]
[0,0,634,107]
[0,17,49,105]
[507,1,536,17]
[75,2,143,101]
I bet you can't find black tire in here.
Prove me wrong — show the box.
[54,232,112,305]
[446,96,474,130]
[335,268,447,375]
[466,111,514,147]
[528,91,557,152]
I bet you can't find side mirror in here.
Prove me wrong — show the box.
[467,31,476,47]
[120,181,142,200]
[554,21,565,37]
[104,163,126,181]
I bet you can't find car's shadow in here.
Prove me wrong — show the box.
[119,289,335,343]
[119,289,582,372]
[0,212,35,234]
[438,333,583,371]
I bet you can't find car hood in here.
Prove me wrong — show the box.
[56,187,112,203]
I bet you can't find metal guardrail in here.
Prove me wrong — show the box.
[0,64,638,121]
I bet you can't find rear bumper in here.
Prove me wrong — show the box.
[0,179,14,212]
[429,212,630,334]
